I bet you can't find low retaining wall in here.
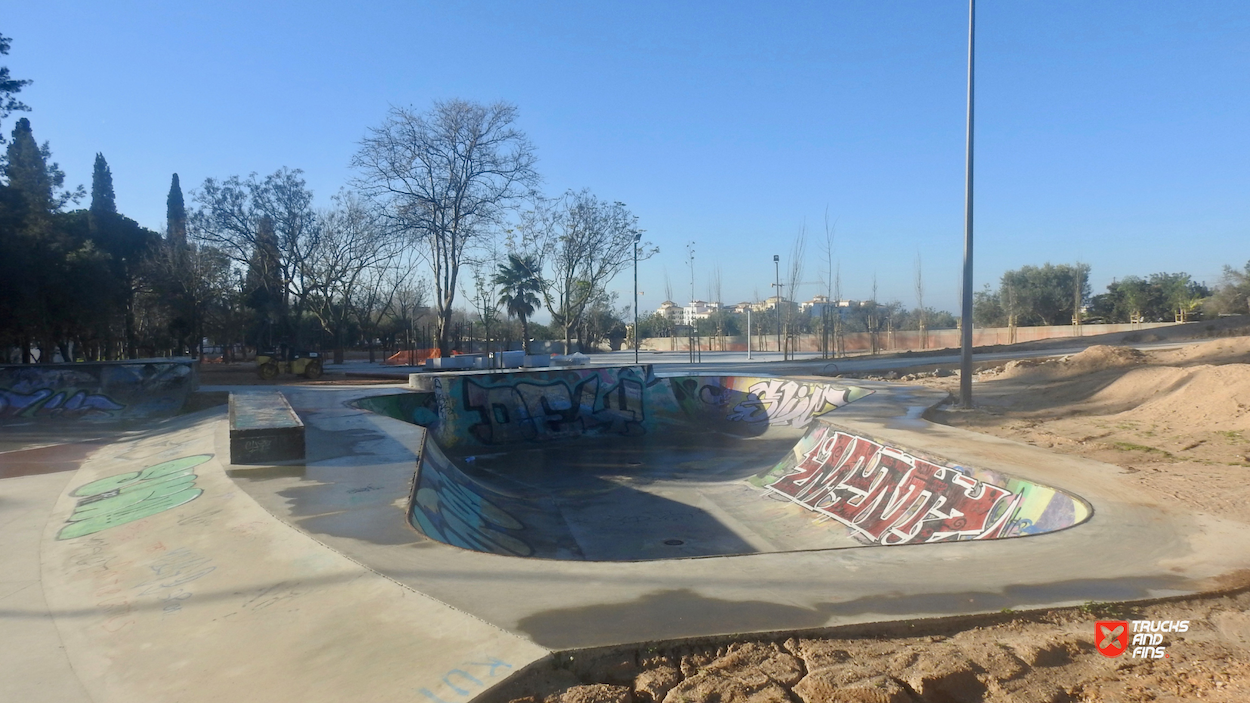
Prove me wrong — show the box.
[640,321,1182,353]
[0,359,198,421]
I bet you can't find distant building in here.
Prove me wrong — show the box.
[802,296,859,316]
[682,300,720,325]
[656,301,683,325]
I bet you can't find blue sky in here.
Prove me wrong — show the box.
[6,1,1249,316]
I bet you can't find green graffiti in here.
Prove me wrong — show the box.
[57,455,213,540]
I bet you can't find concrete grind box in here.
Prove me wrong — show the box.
[229,391,305,464]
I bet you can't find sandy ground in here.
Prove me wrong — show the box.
[488,337,1250,703]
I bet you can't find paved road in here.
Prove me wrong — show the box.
[339,338,1214,379]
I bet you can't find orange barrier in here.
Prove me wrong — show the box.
[383,349,439,366]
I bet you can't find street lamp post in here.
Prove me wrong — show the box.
[960,0,976,408]
[687,243,696,364]
[773,254,782,357]
[633,232,641,364]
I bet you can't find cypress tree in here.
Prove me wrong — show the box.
[166,173,187,246]
[4,118,52,212]
[89,153,116,217]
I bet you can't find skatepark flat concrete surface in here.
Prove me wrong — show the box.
[5,365,1250,702]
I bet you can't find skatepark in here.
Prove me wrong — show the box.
[4,350,1250,702]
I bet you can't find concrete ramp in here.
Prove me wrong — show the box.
[0,359,197,422]
[354,366,1089,561]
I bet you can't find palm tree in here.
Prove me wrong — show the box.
[494,253,543,353]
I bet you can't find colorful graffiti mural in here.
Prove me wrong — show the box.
[671,376,872,430]
[462,368,648,444]
[350,367,1090,559]
[58,455,212,540]
[412,439,535,557]
[386,368,871,447]
[757,426,1088,545]
[0,361,196,421]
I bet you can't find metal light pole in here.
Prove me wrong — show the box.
[687,243,696,364]
[633,232,641,364]
[773,254,781,356]
[959,0,976,408]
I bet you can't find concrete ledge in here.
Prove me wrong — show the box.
[228,391,305,464]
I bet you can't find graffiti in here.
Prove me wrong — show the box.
[0,361,195,421]
[57,455,213,540]
[352,391,440,427]
[462,368,646,444]
[412,440,534,557]
[667,376,866,430]
[728,378,853,427]
[0,388,125,419]
[765,428,1022,545]
[133,546,217,615]
[417,657,514,703]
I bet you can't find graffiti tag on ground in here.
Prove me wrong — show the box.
[765,429,1022,545]
[58,455,213,540]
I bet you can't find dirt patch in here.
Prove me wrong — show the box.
[492,591,1250,703]
[491,337,1250,702]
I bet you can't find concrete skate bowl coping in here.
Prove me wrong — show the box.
[353,366,1091,561]
[0,359,197,422]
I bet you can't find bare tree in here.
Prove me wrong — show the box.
[708,264,723,349]
[463,233,503,357]
[351,255,410,363]
[822,208,837,358]
[190,168,317,344]
[352,100,539,356]
[784,224,807,359]
[520,189,652,353]
[304,192,400,363]
[915,252,927,349]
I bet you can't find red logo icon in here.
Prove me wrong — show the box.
[1096,620,1129,657]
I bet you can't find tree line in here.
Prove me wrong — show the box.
[973,262,1248,328]
[1,33,654,363]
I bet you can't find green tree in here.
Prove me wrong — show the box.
[89,153,116,218]
[2,118,85,360]
[1207,262,1250,317]
[1,33,31,147]
[166,173,187,246]
[494,253,542,352]
[88,153,158,357]
[994,263,1090,326]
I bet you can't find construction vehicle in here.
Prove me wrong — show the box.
[255,349,323,380]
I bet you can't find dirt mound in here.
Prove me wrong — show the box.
[1153,337,1250,367]
[979,345,1145,382]
[1110,363,1250,432]
[1062,345,1147,373]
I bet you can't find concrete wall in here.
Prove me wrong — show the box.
[396,367,872,448]
[754,423,1090,547]
[0,359,197,421]
[640,321,1182,353]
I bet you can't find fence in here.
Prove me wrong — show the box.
[637,322,1182,354]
